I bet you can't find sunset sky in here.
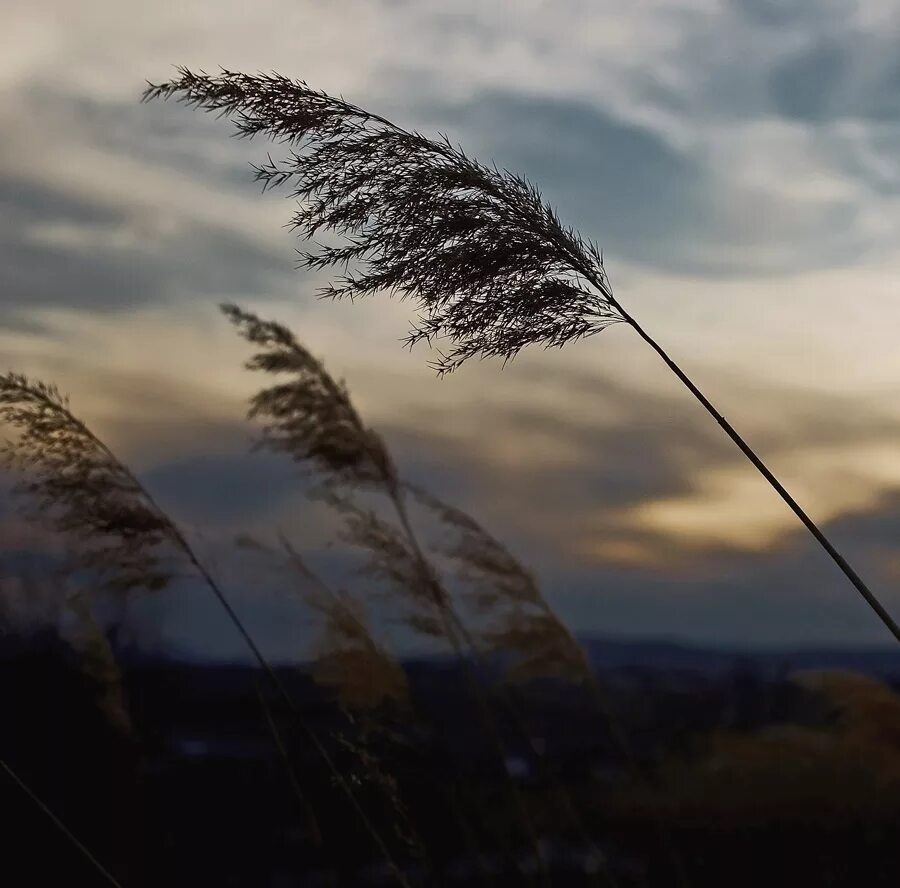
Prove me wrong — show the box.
[2,0,900,657]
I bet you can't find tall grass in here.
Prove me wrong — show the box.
[0,371,409,885]
[1,316,638,882]
[143,67,900,644]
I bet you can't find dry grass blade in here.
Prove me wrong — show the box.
[238,532,426,865]
[227,306,618,882]
[1,759,125,888]
[147,69,624,374]
[224,303,452,632]
[318,488,452,639]
[240,531,410,710]
[226,307,555,879]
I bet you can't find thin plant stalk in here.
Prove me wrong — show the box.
[393,489,620,888]
[224,303,635,881]
[0,375,409,887]
[254,681,325,849]
[388,489,551,886]
[601,292,900,644]
[144,69,900,644]
[269,536,433,871]
[1,757,126,888]
[223,305,551,880]
[413,484,687,884]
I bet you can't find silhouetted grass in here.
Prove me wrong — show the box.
[144,67,900,645]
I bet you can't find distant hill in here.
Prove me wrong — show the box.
[5,629,900,679]
[580,635,900,679]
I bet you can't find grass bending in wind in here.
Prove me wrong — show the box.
[224,303,556,883]
[145,67,900,645]
[0,371,410,887]
[224,303,680,885]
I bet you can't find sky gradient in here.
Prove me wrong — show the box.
[2,0,900,657]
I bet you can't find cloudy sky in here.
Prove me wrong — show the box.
[2,0,900,657]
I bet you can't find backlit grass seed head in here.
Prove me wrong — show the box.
[223,304,394,484]
[412,485,591,683]
[278,535,410,710]
[0,372,173,594]
[321,489,449,639]
[227,305,452,640]
[147,69,625,374]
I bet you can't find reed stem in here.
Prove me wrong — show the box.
[604,293,900,645]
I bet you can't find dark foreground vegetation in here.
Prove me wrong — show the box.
[5,632,900,887]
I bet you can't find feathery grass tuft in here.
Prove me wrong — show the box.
[148,69,624,374]
[0,372,173,594]
[0,370,410,882]
[146,67,900,644]
[410,485,591,684]
[222,303,394,483]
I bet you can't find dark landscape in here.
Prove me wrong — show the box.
[6,629,900,886]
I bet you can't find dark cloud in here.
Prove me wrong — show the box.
[0,178,121,228]
[422,91,712,273]
[367,361,900,647]
[769,34,900,124]
[732,0,851,28]
[3,355,900,655]
[566,490,900,648]
[770,41,849,121]
[386,361,900,537]
[141,450,298,526]
[17,86,263,192]
[0,173,293,325]
[404,88,877,277]
[386,378,721,517]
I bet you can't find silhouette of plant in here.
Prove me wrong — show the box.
[0,373,174,595]
[237,531,409,711]
[64,588,135,740]
[0,370,408,885]
[225,303,661,884]
[145,70,622,375]
[224,303,553,880]
[145,67,900,645]
[409,484,591,686]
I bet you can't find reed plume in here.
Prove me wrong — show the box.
[0,371,407,884]
[409,485,590,686]
[0,373,173,595]
[225,304,639,883]
[238,531,409,711]
[238,530,430,871]
[145,68,900,644]
[64,589,135,739]
[145,70,623,374]
[275,538,428,867]
[224,304,559,880]
[222,304,454,633]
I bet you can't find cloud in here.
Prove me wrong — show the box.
[769,33,900,124]
[0,175,291,323]
[731,0,850,28]
[3,343,900,654]
[425,91,712,272]
[372,360,900,577]
[770,40,850,121]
